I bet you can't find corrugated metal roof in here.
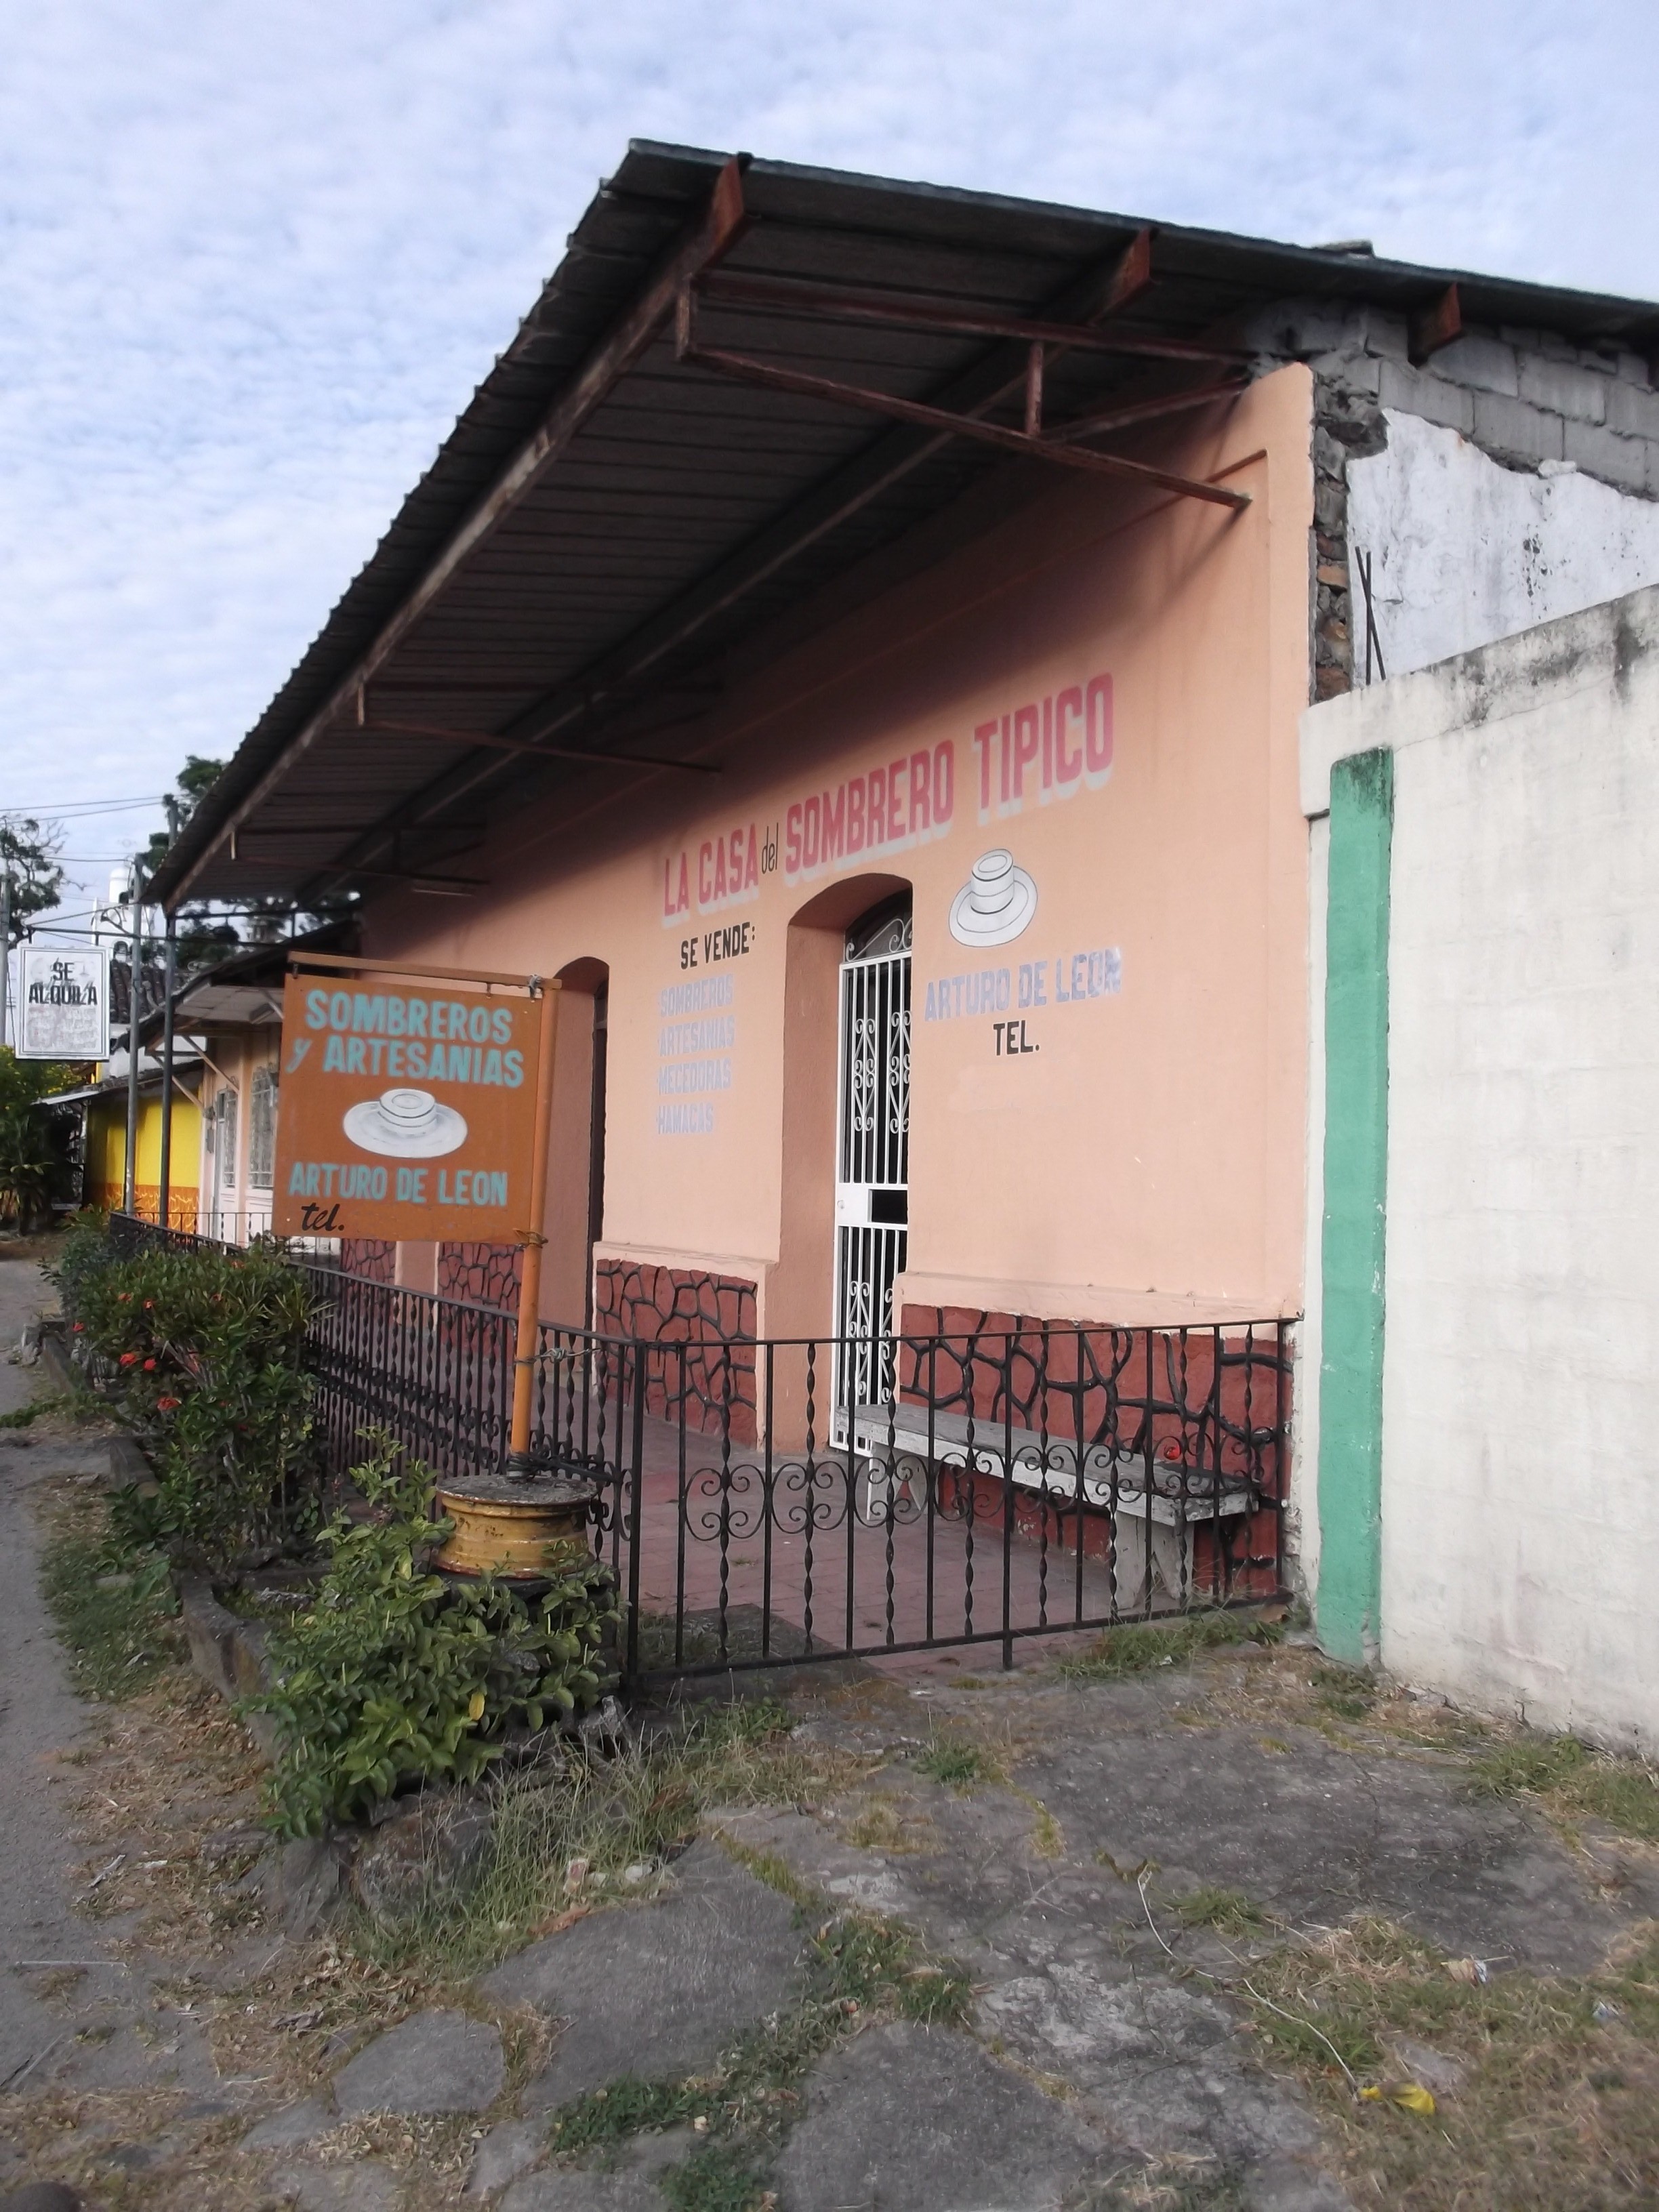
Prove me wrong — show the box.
[148,140,1659,912]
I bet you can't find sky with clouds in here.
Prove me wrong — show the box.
[2,0,1656,918]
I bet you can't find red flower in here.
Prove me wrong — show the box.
[142,1300,153,1311]
[119,1351,138,1367]
[142,1359,156,1372]
[72,1322,85,1334]
[156,1396,180,1412]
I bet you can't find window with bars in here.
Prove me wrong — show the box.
[249,1065,277,1189]
[217,1088,238,1190]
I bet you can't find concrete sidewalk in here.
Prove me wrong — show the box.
[1,1250,1654,2210]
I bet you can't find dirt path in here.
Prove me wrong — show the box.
[0,1261,124,2095]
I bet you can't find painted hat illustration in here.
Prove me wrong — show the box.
[949,848,1038,947]
[343,1087,468,1159]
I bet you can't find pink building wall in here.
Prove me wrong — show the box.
[358,367,1315,1340]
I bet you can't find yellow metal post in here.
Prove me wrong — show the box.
[507,977,560,1473]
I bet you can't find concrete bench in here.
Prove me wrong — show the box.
[839,1402,1254,1608]
[842,1403,1254,1525]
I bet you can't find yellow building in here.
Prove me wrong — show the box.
[73,1055,202,1229]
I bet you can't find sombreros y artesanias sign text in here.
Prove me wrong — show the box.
[274,956,548,1244]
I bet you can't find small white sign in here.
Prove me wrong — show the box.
[18,944,110,1061]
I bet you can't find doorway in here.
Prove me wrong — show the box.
[832,893,912,1415]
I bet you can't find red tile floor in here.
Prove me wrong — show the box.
[590,1412,1194,1675]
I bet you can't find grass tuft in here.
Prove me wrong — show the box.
[1467,1734,1659,1842]
[661,2141,774,2211]
[1237,1916,1659,2209]
[1054,1611,1282,1683]
[916,1738,989,1788]
[1312,1663,1376,1721]
[1170,1885,1274,1936]
[39,1498,183,1701]
[350,1698,872,1979]
[545,1879,969,2186]
[546,2076,704,2154]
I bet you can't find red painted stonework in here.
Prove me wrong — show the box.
[341,1238,396,1284]
[439,1242,523,1311]
[897,1303,1286,1599]
[594,1261,757,1443]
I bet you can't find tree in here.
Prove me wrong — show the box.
[0,1045,79,1229]
[141,755,354,975]
[140,756,224,880]
[1,818,66,947]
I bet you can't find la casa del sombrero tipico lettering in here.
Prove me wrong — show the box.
[657,672,1114,927]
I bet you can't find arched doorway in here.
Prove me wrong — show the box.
[833,889,912,1414]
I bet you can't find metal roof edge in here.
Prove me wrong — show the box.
[144,142,1659,912]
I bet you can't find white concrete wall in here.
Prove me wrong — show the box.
[1348,411,1659,683]
[1307,586,1659,1752]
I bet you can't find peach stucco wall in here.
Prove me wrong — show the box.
[360,367,1315,1334]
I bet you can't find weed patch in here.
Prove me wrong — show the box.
[544,1875,968,2192]
[844,1795,936,1854]
[1313,1664,1376,1722]
[350,1700,872,1980]
[1054,1611,1282,1683]
[1096,2157,1250,2211]
[916,1738,989,1788]
[1170,1886,1274,1937]
[1236,1917,1659,2209]
[1469,1734,1659,1843]
[39,1489,183,1700]
[661,2139,774,2211]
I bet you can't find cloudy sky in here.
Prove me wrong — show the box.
[2,0,1656,918]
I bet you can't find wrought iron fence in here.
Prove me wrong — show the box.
[102,1214,1290,1677]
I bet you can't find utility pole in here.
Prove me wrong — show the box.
[0,867,11,1051]
[122,857,144,1216]
[157,910,178,1229]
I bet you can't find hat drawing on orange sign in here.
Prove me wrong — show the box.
[343,1088,468,1159]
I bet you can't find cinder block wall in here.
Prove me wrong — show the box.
[1247,300,1659,701]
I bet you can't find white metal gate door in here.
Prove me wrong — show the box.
[833,912,911,1418]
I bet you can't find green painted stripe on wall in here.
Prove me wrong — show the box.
[1317,746,1393,1664]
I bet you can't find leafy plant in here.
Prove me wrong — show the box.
[249,1437,616,1837]
[55,1225,318,1563]
[0,1046,79,1227]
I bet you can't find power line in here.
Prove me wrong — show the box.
[0,796,166,817]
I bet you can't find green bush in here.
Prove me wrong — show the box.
[50,1207,119,1311]
[249,1437,616,1838]
[0,1046,79,1228]
[58,1229,317,1563]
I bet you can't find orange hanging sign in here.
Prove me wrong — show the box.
[272,960,544,1242]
